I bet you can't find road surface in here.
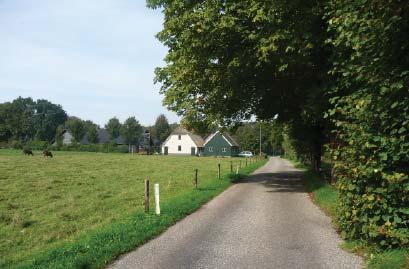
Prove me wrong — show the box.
[109,157,362,269]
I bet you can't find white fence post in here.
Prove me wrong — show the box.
[154,183,160,215]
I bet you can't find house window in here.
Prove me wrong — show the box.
[178,135,181,140]
[178,145,182,151]
[209,147,213,152]
[222,148,227,152]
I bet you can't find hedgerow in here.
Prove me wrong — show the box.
[325,0,409,248]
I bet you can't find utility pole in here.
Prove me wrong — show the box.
[259,122,262,156]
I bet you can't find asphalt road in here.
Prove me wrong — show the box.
[109,157,362,269]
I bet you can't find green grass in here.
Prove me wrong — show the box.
[0,149,267,268]
[285,158,409,269]
[303,170,338,216]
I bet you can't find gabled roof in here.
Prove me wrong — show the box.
[204,131,240,147]
[189,133,205,147]
[222,132,240,147]
[163,126,204,147]
[64,128,124,144]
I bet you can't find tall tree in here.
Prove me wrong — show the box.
[54,125,65,147]
[65,117,85,143]
[0,97,67,142]
[153,114,171,143]
[147,0,329,171]
[84,120,99,144]
[0,97,35,142]
[120,117,143,146]
[105,117,121,141]
[32,99,67,141]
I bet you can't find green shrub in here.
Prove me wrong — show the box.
[326,0,409,248]
[25,140,50,150]
[51,143,130,154]
[9,140,23,149]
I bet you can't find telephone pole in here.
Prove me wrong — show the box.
[259,122,262,156]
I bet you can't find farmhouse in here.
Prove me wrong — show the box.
[203,131,240,157]
[161,127,204,156]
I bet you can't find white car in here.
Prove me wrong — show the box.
[238,151,253,157]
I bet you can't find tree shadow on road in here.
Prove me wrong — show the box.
[238,171,306,193]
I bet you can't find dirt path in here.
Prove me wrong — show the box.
[108,157,362,269]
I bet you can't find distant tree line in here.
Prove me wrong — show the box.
[0,96,176,152]
[231,121,283,156]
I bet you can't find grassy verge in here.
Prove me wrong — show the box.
[0,149,267,268]
[286,158,409,269]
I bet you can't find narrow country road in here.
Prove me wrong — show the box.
[109,157,362,269]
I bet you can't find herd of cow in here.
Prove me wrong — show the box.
[23,148,53,158]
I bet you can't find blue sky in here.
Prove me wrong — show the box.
[0,0,180,126]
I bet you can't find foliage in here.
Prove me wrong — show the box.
[293,158,409,269]
[149,114,172,152]
[32,99,67,141]
[326,0,409,248]
[149,0,409,249]
[84,120,99,144]
[65,117,86,143]
[0,97,67,142]
[0,97,35,142]
[147,0,330,171]
[54,125,65,148]
[232,121,281,155]
[0,149,263,268]
[53,143,129,153]
[153,114,171,143]
[105,117,122,141]
[120,117,143,145]
[282,125,299,161]
[25,140,50,151]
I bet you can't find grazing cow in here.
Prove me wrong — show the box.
[23,149,34,156]
[43,150,53,158]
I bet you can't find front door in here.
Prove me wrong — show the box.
[164,146,168,155]
[191,147,196,156]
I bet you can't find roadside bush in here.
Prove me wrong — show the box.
[326,0,409,248]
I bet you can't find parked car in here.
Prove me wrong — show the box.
[238,151,253,157]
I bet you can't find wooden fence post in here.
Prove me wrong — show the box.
[236,165,239,175]
[218,163,221,179]
[230,161,233,173]
[154,183,160,215]
[144,179,149,213]
[195,169,198,189]
[239,160,242,169]
[246,158,248,166]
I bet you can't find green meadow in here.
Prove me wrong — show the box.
[0,149,265,268]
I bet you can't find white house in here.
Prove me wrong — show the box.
[161,127,204,156]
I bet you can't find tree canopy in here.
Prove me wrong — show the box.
[153,114,171,143]
[120,117,143,145]
[105,117,122,141]
[0,97,67,142]
[148,0,409,248]
[147,0,329,169]
[65,117,86,143]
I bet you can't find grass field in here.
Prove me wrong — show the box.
[0,149,265,268]
[289,160,409,269]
